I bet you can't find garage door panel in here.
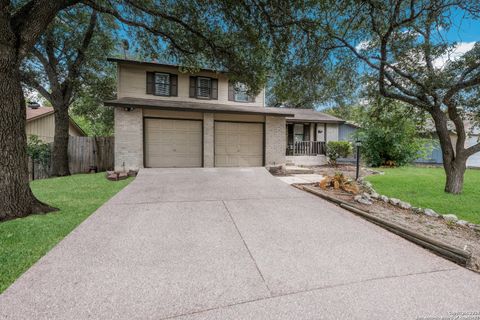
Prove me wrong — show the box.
[145,118,202,168]
[214,121,263,167]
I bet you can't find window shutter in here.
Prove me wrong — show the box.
[189,77,196,98]
[170,74,178,96]
[211,79,218,100]
[146,72,155,94]
[228,81,234,101]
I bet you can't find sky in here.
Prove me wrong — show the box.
[433,10,480,68]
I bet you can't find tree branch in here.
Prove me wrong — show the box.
[62,9,97,105]
[21,72,53,103]
[12,0,79,59]
[465,141,480,157]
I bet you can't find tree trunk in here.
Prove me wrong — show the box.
[443,158,467,194]
[0,49,57,221]
[51,105,71,176]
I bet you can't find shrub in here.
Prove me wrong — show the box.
[326,141,352,166]
[354,100,426,167]
[27,135,51,167]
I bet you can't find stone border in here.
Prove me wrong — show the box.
[358,179,480,232]
[296,184,472,267]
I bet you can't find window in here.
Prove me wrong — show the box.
[154,73,170,96]
[197,77,211,98]
[233,82,249,102]
[294,124,304,142]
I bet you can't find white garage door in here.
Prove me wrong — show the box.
[144,118,202,168]
[214,121,264,167]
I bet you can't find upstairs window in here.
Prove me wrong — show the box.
[155,73,170,96]
[197,77,211,98]
[228,81,255,103]
[146,72,177,96]
[189,76,218,99]
[233,83,249,102]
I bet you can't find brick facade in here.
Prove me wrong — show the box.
[114,107,144,171]
[265,116,286,167]
[203,113,214,167]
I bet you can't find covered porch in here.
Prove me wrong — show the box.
[286,122,328,166]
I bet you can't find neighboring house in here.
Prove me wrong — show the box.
[105,58,346,171]
[339,122,360,142]
[26,105,86,142]
[337,118,480,168]
[416,119,480,168]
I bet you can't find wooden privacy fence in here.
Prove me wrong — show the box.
[29,136,114,180]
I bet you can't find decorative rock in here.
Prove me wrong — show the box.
[354,194,373,205]
[363,181,373,188]
[456,220,468,226]
[411,207,421,214]
[370,192,379,199]
[398,201,412,210]
[362,192,372,199]
[442,214,458,222]
[380,195,389,203]
[357,198,373,205]
[424,208,439,218]
[389,198,400,206]
[469,224,480,232]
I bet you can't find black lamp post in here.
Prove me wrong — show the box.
[355,139,362,181]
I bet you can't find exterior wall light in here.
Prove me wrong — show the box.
[355,139,362,181]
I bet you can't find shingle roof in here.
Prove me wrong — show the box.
[26,106,54,121]
[26,106,86,136]
[282,108,345,123]
[104,97,295,117]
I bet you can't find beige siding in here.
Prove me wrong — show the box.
[26,114,55,142]
[68,123,84,137]
[117,64,265,107]
[26,114,83,142]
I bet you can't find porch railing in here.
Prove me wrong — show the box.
[287,141,326,156]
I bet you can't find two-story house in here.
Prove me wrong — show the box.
[105,58,344,171]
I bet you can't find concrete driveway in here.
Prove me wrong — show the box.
[1,168,479,319]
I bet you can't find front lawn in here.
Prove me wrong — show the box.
[365,167,480,224]
[0,173,132,293]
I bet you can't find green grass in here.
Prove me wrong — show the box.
[0,173,132,293]
[365,167,480,224]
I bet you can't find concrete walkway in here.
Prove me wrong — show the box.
[1,168,479,319]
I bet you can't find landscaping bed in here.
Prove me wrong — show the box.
[299,182,480,273]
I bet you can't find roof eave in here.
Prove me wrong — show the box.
[104,100,295,117]
[286,118,345,124]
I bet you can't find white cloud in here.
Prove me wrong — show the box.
[432,42,476,69]
[355,40,370,51]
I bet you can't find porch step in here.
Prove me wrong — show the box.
[285,166,314,175]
